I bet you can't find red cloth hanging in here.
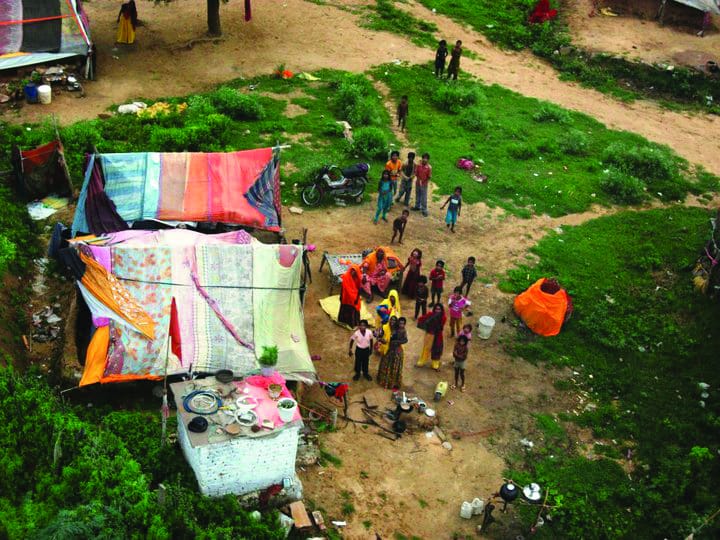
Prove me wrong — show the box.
[169,297,182,361]
[529,0,558,24]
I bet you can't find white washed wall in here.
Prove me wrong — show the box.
[178,420,300,497]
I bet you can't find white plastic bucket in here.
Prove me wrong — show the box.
[277,398,297,423]
[38,85,52,104]
[478,316,496,339]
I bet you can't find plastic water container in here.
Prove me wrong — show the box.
[24,83,38,104]
[460,501,474,519]
[471,497,485,515]
[38,85,52,104]
[478,316,496,339]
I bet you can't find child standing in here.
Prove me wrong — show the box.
[452,335,469,391]
[434,39,448,78]
[441,186,462,233]
[396,152,416,206]
[349,319,374,381]
[397,95,409,132]
[447,40,463,81]
[458,323,473,341]
[373,170,394,224]
[429,260,446,307]
[391,209,409,244]
[448,286,471,337]
[460,256,477,296]
[414,275,429,320]
[385,150,403,202]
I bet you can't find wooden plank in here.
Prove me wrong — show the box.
[363,394,379,410]
[311,510,326,531]
[289,501,313,529]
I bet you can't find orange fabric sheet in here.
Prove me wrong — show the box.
[79,252,156,339]
[182,153,209,219]
[79,326,110,386]
[513,278,568,337]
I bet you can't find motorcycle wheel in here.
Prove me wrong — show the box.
[348,178,366,200]
[301,184,323,207]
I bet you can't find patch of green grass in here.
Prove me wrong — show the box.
[319,448,343,468]
[417,498,429,508]
[503,207,720,537]
[359,470,369,479]
[417,0,720,111]
[362,519,372,530]
[374,63,714,216]
[340,490,355,516]
[364,0,438,48]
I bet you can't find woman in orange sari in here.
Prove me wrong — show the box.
[338,264,363,327]
[361,247,403,300]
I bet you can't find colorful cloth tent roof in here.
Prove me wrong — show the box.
[69,229,314,385]
[72,148,282,236]
[0,0,91,71]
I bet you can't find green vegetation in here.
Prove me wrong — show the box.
[340,490,355,516]
[0,70,395,213]
[375,63,717,215]
[502,207,720,538]
[0,366,284,539]
[364,0,438,48]
[417,0,720,111]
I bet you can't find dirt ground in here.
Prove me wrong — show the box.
[2,0,719,176]
[6,1,720,538]
[567,0,720,66]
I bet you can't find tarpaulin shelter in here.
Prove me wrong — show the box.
[0,0,92,72]
[65,229,314,385]
[600,1,719,26]
[513,278,573,337]
[72,148,282,236]
[11,140,74,200]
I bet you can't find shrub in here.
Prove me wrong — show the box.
[602,142,677,181]
[0,235,16,276]
[600,169,646,204]
[351,127,388,159]
[210,87,265,120]
[533,103,571,123]
[334,74,382,126]
[458,107,492,132]
[148,127,190,151]
[347,97,383,127]
[321,120,345,137]
[507,142,537,160]
[186,94,217,118]
[558,129,590,156]
[431,83,485,114]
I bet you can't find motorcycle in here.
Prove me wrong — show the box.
[301,162,369,207]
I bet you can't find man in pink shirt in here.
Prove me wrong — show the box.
[413,152,432,217]
[349,319,374,381]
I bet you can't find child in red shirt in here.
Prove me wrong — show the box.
[429,260,446,307]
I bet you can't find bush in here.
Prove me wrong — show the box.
[210,87,265,120]
[533,103,571,123]
[507,142,537,160]
[603,142,677,181]
[558,129,590,156]
[347,97,383,127]
[320,120,345,137]
[148,127,190,151]
[600,169,647,204]
[458,107,492,132]
[334,74,383,127]
[352,127,388,159]
[186,94,217,118]
[0,235,16,276]
[432,83,485,114]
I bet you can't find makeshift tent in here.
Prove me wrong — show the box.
[11,140,74,200]
[0,0,92,72]
[513,278,573,337]
[72,148,282,236]
[64,229,314,385]
[600,1,719,26]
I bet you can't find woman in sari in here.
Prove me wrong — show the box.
[375,289,401,327]
[361,248,403,300]
[338,264,363,327]
[377,317,407,389]
[401,248,422,299]
[416,304,447,371]
[117,1,138,44]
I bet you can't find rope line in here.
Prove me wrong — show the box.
[115,275,304,291]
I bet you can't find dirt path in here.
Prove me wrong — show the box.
[4,0,719,176]
[567,0,720,66]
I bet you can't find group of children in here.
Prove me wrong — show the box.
[348,254,479,392]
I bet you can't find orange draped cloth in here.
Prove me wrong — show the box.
[340,264,363,312]
[362,246,403,275]
[513,278,569,337]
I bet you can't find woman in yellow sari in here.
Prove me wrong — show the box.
[375,289,401,328]
[117,1,138,44]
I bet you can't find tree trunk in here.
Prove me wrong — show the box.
[207,0,221,36]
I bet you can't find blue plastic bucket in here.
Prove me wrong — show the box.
[24,83,38,104]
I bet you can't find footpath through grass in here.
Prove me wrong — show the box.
[416,0,720,112]
[502,207,720,538]
[375,63,718,217]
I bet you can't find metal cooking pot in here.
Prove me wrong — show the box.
[393,420,407,434]
[500,482,519,503]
